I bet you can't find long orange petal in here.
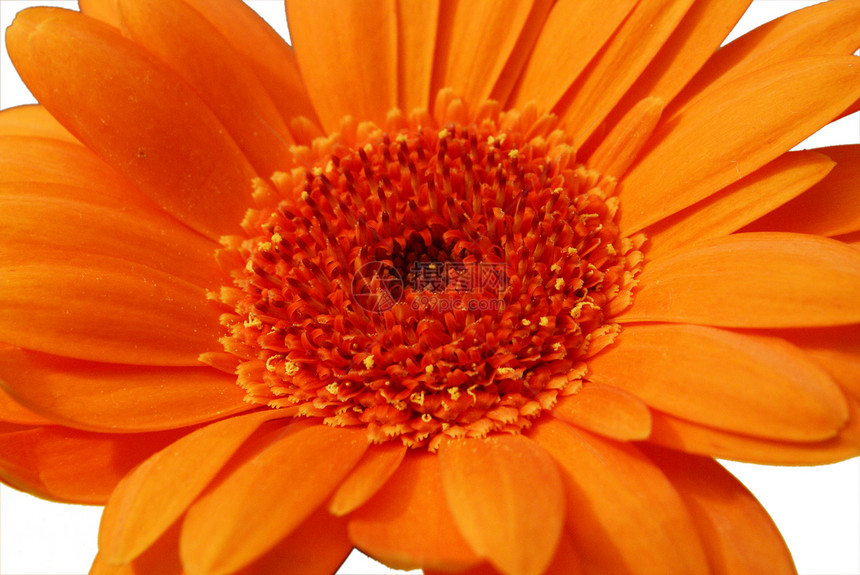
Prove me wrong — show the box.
[0,255,220,366]
[621,233,860,327]
[588,97,664,179]
[621,56,860,233]
[745,145,860,237]
[115,0,294,175]
[670,0,860,118]
[287,0,398,132]
[77,0,121,27]
[649,395,860,465]
[644,150,835,258]
[0,347,249,433]
[329,441,406,516]
[557,0,696,144]
[0,386,53,427]
[553,382,652,441]
[438,435,565,575]
[233,507,353,575]
[0,104,76,142]
[423,533,585,575]
[609,0,752,121]
[396,0,439,112]
[91,524,183,575]
[180,0,321,136]
[511,0,636,112]
[777,325,860,402]
[432,0,553,115]
[0,426,189,504]
[530,419,709,575]
[7,7,258,240]
[99,410,284,563]
[347,452,481,572]
[0,181,221,288]
[588,324,848,441]
[180,422,367,575]
[0,137,131,191]
[643,447,795,575]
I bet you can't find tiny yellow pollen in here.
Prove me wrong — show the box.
[487,136,495,146]
[363,356,375,369]
[245,259,255,273]
[550,263,562,272]
[311,166,323,177]
[301,191,310,201]
[554,278,564,290]
[553,342,563,351]
[540,316,550,327]
[448,387,461,400]
[325,160,335,174]
[421,413,433,422]
[395,133,408,144]
[425,365,434,375]
[244,315,263,329]
[326,382,339,394]
[258,242,272,252]
[497,367,516,376]
[265,355,281,373]
[410,391,425,406]
[271,233,282,244]
[283,359,300,377]
[467,384,478,403]
[606,243,617,256]
[508,149,519,160]
[438,128,449,140]
[521,318,532,327]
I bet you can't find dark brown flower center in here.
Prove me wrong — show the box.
[215,102,641,449]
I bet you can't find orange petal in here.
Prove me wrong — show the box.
[348,452,481,572]
[77,0,121,27]
[621,233,860,327]
[0,347,249,433]
[432,0,553,115]
[649,395,860,465]
[396,0,440,112]
[530,419,709,575]
[0,386,54,427]
[553,382,652,441]
[620,56,860,234]
[670,0,860,118]
[644,150,835,259]
[0,104,77,142]
[0,181,221,288]
[115,0,294,175]
[329,441,406,516]
[234,507,353,575]
[0,254,220,366]
[557,0,696,144]
[91,523,183,575]
[7,7,258,240]
[0,136,131,191]
[423,534,585,575]
[777,325,860,403]
[588,324,848,441]
[588,97,664,179]
[287,0,398,132]
[745,145,860,237]
[180,0,321,137]
[180,422,367,575]
[438,435,565,575]
[643,447,795,575]
[99,410,284,563]
[0,426,189,504]
[610,0,752,120]
[511,0,636,112]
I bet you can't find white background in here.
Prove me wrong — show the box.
[0,1,858,574]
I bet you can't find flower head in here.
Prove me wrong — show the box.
[1,1,859,574]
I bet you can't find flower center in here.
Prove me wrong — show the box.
[214,98,642,449]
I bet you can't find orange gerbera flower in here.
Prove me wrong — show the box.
[1,0,859,574]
